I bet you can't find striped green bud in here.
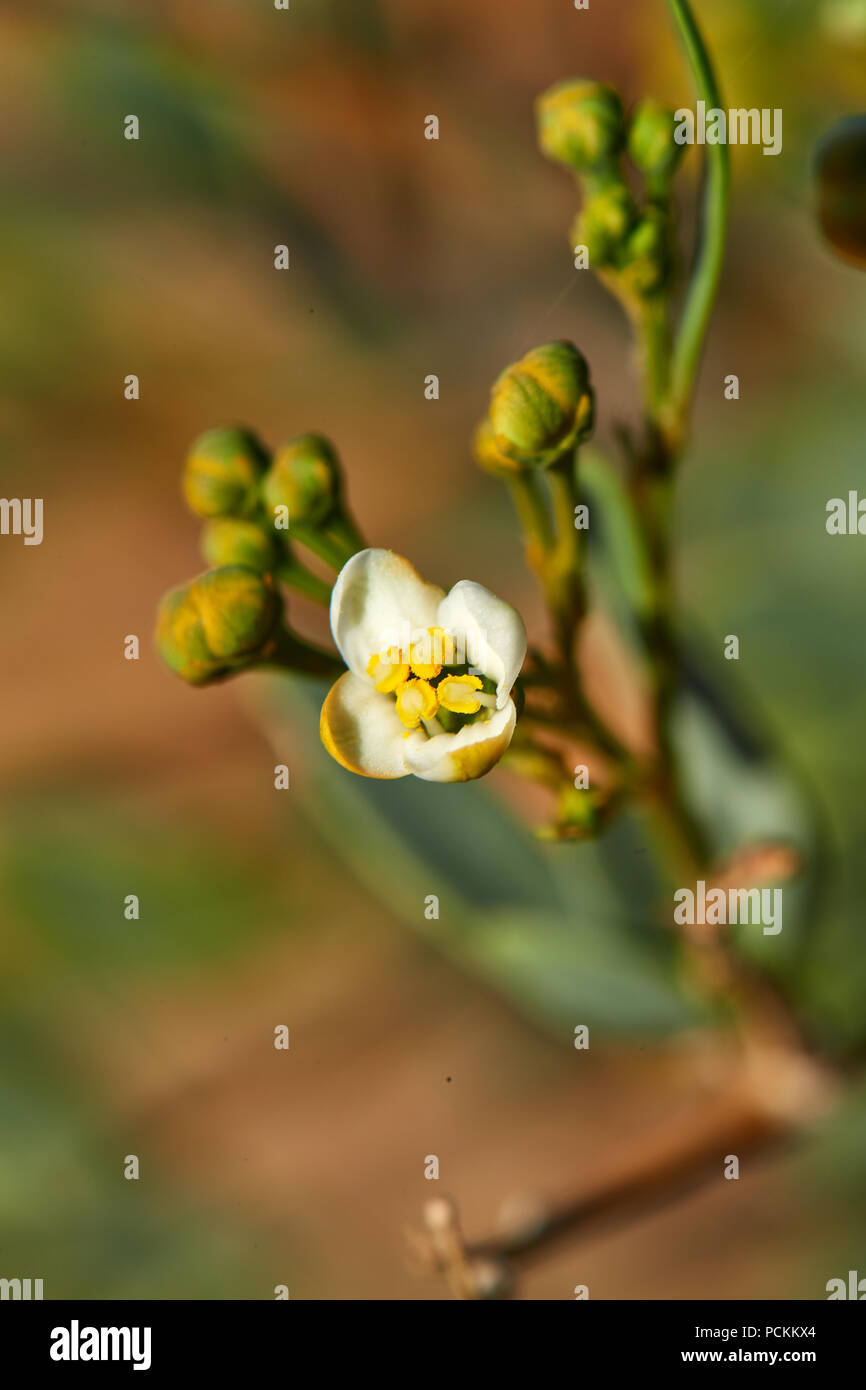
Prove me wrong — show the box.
[627,99,684,181]
[489,341,594,468]
[572,183,638,267]
[621,209,670,294]
[262,433,342,529]
[472,417,524,476]
[201,518,279,573]
[156,565,282,686]
[536,80,625,174]
[182,427,269,520]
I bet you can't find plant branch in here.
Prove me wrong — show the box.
[276,558,332,606]
[663,0,731,451]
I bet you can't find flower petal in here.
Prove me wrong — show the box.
[436,580,527,707]
[330,549,445,679]
[402,701,517,783]
[320,671,419,779]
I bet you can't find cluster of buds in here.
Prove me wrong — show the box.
[156,425,355,686]
[536,80,685,303]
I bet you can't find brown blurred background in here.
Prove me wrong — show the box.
[1,0,866,1298]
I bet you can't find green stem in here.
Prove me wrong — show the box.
[641,772,710,883]
[276,558,332,606]
[547,452,583,685]
[635,294,673,422]
[327,509,366,557]
[289,524,353,572]
[505,470,555,592]
[264,628,344,680]
[663,0,730,451]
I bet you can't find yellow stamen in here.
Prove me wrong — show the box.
[409,626,456,680]
[437,673,484,715]
[394,678,438,729]
[367,649,410,693]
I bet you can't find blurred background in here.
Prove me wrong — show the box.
[1,0,866,1299]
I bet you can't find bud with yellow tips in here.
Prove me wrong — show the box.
[620,209,671,295]
[201,518,279,574]
[572,182,638,268]
[182,427,268,520]
[472,417,525,476]
[536,80,625,175]
[489,341,594,468]
[627,99,685,185]
[262,432,342,529]
[156,565,282,686]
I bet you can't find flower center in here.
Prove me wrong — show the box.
[368,630,498,734]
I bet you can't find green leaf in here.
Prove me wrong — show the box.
[256,679,699,1037]
[461,907,695,1035]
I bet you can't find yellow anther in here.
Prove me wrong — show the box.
[409,626,456,680]
[367,649,410,693]
[394,678,438,729]
[437,673,484,715]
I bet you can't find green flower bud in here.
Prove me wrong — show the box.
[536,80,625,173]
[156,565,282,685]
[620,209,670,294]
[553,785,602,840]
[626,99,684,181]
[489,341,594,468]
[472,417,524,476]
[194,567,281,660]
[815,114,866,268]
[572,183,638,267]
[182,427,269,520]
[155,584,220,687]
[262,433,342,528]
[201,518,279,573]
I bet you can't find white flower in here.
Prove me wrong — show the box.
[320,549,527,783]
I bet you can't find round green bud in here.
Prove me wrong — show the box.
[182,427,269,520]
[472,417,524,476]
[262,433,342,528]
[155,583,221,686]
[155,565,282,685]
[201,518,279,573]
[814,114,866,268]
[626,99,684,181]
[489,340,594,468]
[192,566,281,661]
[536,80,625,173]
[621,209,670,295]
[572,182,638,267]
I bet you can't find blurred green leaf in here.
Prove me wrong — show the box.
[1,800,288,981]
[461,907,695,1034]
[258,680,701,1036]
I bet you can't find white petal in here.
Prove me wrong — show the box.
[330,549,445,679]
[403,700,516,783]
[320,671,421,779]
[436,580,527,707]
